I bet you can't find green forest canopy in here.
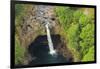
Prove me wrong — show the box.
[55,6,95,61]
[15,4,95,64]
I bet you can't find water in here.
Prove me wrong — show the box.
[45,23,56,55]
[27,5,71,66]
[35,5,54,25]
[28,35,69,66]
[35,5,56,56]
[15,5,73,67]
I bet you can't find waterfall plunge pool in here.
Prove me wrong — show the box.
[28,35,73,66]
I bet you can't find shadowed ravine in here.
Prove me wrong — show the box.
[28,35,73,66]
[15,5,74,66]
[15,4,95,67]
[27,6,73,66]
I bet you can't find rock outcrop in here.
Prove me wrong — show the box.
[16,5,73,65]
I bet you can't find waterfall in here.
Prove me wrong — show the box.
[35,5,56,56]
[45,23,56,55]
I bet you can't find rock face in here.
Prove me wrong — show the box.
[35,5,56,26]
[19,5,57,48]
[16,5,73,65]
[28,35,73,66]
[16,5,58,65]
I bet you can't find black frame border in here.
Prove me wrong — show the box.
[10,0,97,68]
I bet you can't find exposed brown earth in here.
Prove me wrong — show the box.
[16,5,74,65]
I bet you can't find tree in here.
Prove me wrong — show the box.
[80,23,94,58]
[55,6,95,61]
[82,46,94,61]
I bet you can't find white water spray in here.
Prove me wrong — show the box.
[45,23,56,56]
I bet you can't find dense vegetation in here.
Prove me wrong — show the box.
[15,36,25,64]
[15,4,33,64]
[15,4,95,65]
[55,7,95,61]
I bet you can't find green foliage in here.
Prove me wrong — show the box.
[15,37,25,64]
[15,4,35,65]
[82,46,94,61]
[79,14,91,27]
[73,10,83,23]
[15,4,95,63]
[67,24,79,50]
[15,4,24,29]
[55,6,95,62]
[80,24,94,42]
[55,7,73,29]
[80,23,94,57]
[15,5,25,62]
[15,4,24,16]
[67,24,81,61]
[15,4,28,64]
